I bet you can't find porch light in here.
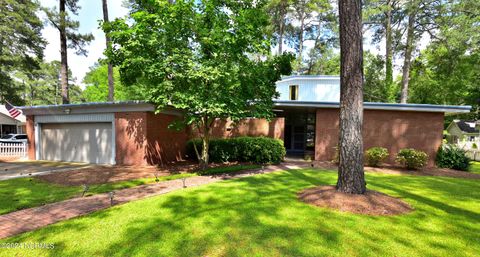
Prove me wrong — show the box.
[64,108,71,114]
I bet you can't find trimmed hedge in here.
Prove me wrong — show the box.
[365,147,389,167]
[436,144,470,171]
[396,148,428,170]
[187,137,286,164]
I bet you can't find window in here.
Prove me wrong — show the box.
[469,136,476,142]
[289,85,299,100]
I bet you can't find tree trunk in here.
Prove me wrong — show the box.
[337,0,366,194]
[60,0,69,104]
[102,0,114,102]
[277,0,287,55]
[400,11,415,104]
[385,0,393,100]
[198,117,211,170]
[298,13,305,67]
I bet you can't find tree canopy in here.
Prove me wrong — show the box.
[0,0,45,105]
[105,0,293,167]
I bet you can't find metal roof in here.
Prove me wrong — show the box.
[274,100,471,113]
[18,100,471,115]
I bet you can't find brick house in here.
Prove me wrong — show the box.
[19,76,471,167]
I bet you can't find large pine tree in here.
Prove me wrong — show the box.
[44,0,94,104]
[0,0,45,105]
[337,0,366,194]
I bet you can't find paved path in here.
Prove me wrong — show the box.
[0,162,309,239]
[0,161,92,181]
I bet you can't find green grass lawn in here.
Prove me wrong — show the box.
[0,165,259,215]
[469,161,480,174]
[1,169,478,257]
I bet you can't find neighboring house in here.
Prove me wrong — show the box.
[0,105,26,137]
[20,76,472,167]
[446,120,480,149]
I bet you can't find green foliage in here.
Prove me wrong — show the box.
[17,61,84,105]
[187,137,286,164]
[197,164,261,176]
[408,0,479,116]
[472,143,478,150]
[436,144,470,171]
[364,51,397,102]
[365,147,389,167]
[396,148,428,170]
[0,0,45,105]
[82,62,146,102]
[106,0,292,166]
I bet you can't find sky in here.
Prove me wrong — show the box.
[40,0,129,87]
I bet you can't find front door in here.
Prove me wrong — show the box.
[284,112,315,155]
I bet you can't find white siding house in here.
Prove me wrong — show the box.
[276,75,340,102]
[0,105,26,137]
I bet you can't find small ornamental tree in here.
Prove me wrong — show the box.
[104,0,293,169]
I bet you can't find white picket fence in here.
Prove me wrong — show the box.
[466,150,480,162]
[0,142,27,157]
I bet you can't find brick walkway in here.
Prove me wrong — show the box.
[0,162,309,239]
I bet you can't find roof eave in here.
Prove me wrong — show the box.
[273,100,471,113]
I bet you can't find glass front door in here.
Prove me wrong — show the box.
[284,112,315,155]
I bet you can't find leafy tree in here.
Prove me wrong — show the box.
[337,0,366,194]
[105,0,293,168]
[305,50,339,75]
[82,62,145,102]
[0,0,45,105]
[44,0,94,104]
[409,0,480,120]
[364,0,402,102]
[267,0,293,55]
[16,61,84,105]
[364,51,396,102]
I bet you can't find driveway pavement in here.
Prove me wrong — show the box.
[0,161,92,180]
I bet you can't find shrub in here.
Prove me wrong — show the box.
[365,147,389,167]
[436,144,470,171]
[472,143,478,149]
[186,137,286,164]
[396,148,428,170]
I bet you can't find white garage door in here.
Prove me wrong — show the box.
[40,123,113,164]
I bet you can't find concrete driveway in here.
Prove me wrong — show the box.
[0,161,92,180]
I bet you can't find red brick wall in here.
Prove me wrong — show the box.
[26,115,35,160]
[115,112,149,165]
[315,109,444,167]
[208,118,285,140]
[145,112,188,166]
[115,112,188,166]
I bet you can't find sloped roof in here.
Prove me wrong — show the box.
[455,120,479,133]
[0,105,26,123]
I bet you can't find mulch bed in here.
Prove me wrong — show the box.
[299,185,413,216]
[313,161,480,180]
[36,161,245,186]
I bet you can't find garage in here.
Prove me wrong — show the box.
[40,123,113,164]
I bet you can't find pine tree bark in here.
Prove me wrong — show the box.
[277,0,287,55]
[102,0,114,102]
[400,11,415,104]
[337,0,366,194]
[385,0,393,99]
[60,0,69,104]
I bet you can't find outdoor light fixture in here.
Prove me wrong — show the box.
[109,191,116,206]
[182,178,187,188]
[64,108,71,114]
